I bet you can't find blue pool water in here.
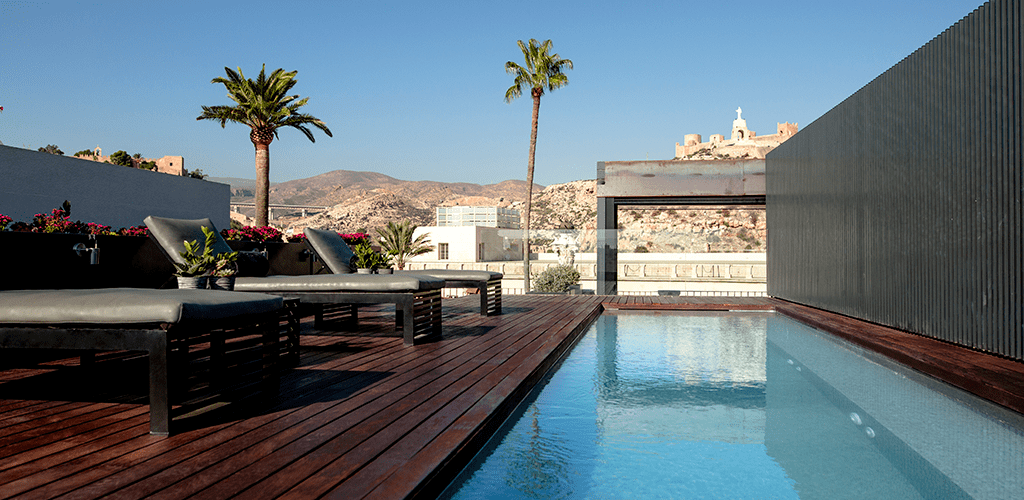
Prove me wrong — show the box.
[443,312,1024,499]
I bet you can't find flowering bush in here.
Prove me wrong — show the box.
[286,233,306,243]
[340,232,371,245]
[27,203,118,235]
[0,214,11,231]
[32,204,74,233]
[118,226,149,237]
[220,225,285,243]
[80,222,114,235]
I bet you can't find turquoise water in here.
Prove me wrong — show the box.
[443,312,1024,499]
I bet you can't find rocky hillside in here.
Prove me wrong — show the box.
[525,180,765,253]
[260,170,537,210]
[293,190,433,233]
[228,170,765,253]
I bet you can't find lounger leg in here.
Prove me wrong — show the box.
[478,281,488,316]
[400,299,415,346]
[148,337,171,435]
[262,319,280,397]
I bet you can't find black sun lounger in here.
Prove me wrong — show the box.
[144,216,444,345]
[304,228,502,316]
[0,288,285,435]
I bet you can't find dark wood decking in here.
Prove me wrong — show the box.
[1,294,1020,499]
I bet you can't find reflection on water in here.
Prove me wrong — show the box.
[444,312,1024,499]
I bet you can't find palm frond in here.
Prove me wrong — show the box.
[504,39,573,103]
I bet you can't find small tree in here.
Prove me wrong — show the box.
[377,220,434,270]
[74,149,96,158]
[109,150,133,167]
[186,168,208,179]
[139,161,157,170]
[38,144,64,155]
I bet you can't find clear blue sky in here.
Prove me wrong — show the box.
[1,0,983,186]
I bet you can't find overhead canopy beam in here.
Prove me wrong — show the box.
[595,160,766,295]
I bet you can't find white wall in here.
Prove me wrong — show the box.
[409,226,523,263]
[0,145,230,229]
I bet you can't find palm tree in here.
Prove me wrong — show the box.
[505,39,573,292]
[198,65,332,227]
[377,220,434,270]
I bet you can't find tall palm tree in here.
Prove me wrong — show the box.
[377,220,434,270]
[505,39,572,292]
[198,65,332,227]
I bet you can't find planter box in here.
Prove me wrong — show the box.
[227,241,325,276]
[0,232,174,290]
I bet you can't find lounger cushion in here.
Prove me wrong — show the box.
[145,216,269,277]
[0,288,283,325]
[144,215,235,265]
[303,228,356,274]
[234,274,444,293]
[393,269,503,281]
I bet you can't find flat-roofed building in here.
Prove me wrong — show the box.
[436,206,520,229]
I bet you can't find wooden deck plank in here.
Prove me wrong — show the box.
[222,296,578,499]
[4,294,1020,500]
[274,296,601,499]
[135,315,512,499]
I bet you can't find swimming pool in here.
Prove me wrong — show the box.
[442,311,1024,499]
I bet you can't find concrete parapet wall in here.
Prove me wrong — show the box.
[0,145,228,229]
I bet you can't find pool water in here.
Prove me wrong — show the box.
[442,312,1024,499]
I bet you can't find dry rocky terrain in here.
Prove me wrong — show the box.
[227,170,765,252]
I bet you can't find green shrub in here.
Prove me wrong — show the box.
[533,265,580,293]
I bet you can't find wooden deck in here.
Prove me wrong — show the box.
[1,294,1020,499]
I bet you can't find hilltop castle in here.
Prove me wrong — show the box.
[676,108,797,160]
[76,147,185,176]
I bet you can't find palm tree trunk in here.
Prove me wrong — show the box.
[254,143,271,227]
[523,91,541,292]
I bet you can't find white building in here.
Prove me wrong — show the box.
[409,226,523,263]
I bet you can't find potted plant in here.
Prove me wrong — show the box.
[351,241,389,274]
[173,226,216,289]
[210,250,239,290]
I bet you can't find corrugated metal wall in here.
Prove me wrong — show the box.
[767,0,1023,360]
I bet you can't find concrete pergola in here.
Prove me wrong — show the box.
[595,159,766,295]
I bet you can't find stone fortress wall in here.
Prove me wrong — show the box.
[76,147,185,176]
[676,108,797,160]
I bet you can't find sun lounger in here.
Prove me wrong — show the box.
[144,216,443,345]
[0,288,286,434]
[304,228,502,316]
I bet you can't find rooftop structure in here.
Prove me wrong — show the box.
[436,206,521,229]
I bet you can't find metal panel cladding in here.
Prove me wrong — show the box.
[767,0,1022,360]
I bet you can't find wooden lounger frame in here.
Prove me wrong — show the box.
[0,308,296,435]
[447,277,502,316]
[272,289,443,346]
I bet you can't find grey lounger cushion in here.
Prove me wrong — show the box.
[304,227,503,281]
[303,227,356,273]
[144,215,234,266]
[393,269,503,281]
[0,288,283,325]
[234,274,444,293]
